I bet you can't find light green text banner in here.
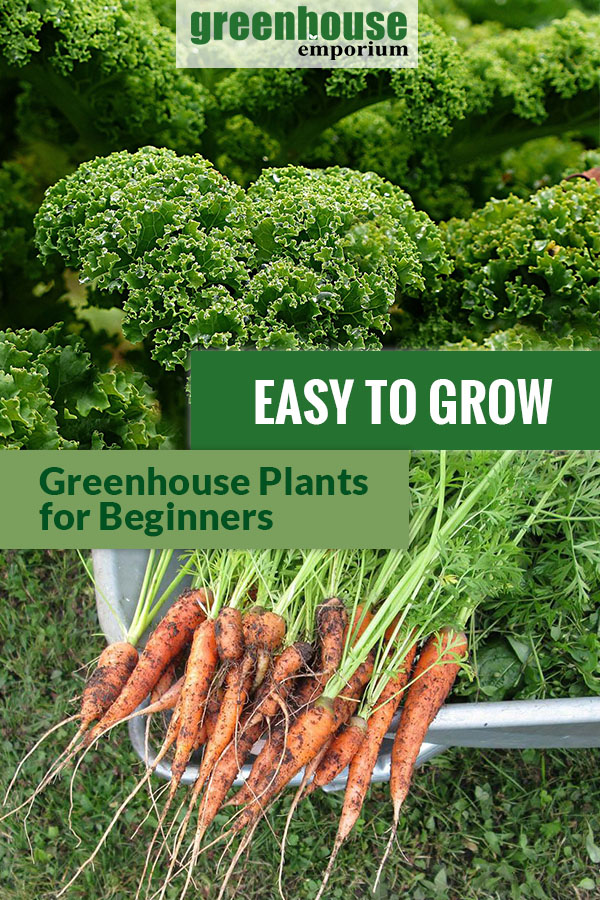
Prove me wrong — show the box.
[0,450,408,549]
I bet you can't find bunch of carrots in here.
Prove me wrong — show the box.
[3,450,588,898]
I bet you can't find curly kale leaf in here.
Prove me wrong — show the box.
[445,324,600,350]
[244,166,451,349]
[453,0,593,28]
[282,14,599,219]
[0,0,211,156]
[36,147,251,368]
[35,147,451,366]
[441,179,600,338]
[0,324,165,448]
[214,14,470,159]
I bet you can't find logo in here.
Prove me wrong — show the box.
[177,1,418,68]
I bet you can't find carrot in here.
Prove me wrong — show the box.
[205,689,222,738]
[141,666,182,774]
[239,652,374,819]
[249,642,311,723]
[224,721,287,809]
[135,618,217,899]
[150,663,176,705]
[314,642,418,899]
[331,655,375,727]
[144,661,177,766]
[349,605,374,644]
[111,675,183,724]
[189,650,255,798]
[288,598,348,716]
[167,610,288,900]
[240,605,266,645]
[251,647,271,692]
[186,607,276,806]
[231,636,372,810]
[255,610,287,650]
[79,641,139,729]
[169,618,218,791]
[390,628,467,821]
[306,654,373,796]
[194,642,309,841]
[85,589,208,744]
[296,603,371,712]
[248,611,286,697]
[292,670,319,713]
[314,597,348,691]
[214,607,244,662]
[375,627,468,886]
[232,697,338,834]
[2,640,138,811]
[306,717,367,795]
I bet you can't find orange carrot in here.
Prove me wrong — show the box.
[150,663,176,705]
[204,691,222,739]
[215,607,244,662]
[169,618,218,791]
[331,655,375,727]
[293,603,371,711]
[174,611,288,900]
[291,599,348,714]
[316,597,348,688]
[249,642,311,724]
[195,642,310,839]
[232,697,338,834]
[349,605,374,643]
[2,640,139,810]
[85,589,208,744]
[230,651,374,813]
[306,717,367,795]
[191,650,255,797]
[79,641,139,729]
[139,676,183,718]
[136,619,218,898]
[240,606,266,646]
[389,628,467,823]
[373,628,469,890]
[315,642,418,898]
[348,641,418,803]
[187,607,276,804]
[231,637,372,809]
[251,610,286,652]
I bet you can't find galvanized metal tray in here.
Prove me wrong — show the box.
[93,549,600,791]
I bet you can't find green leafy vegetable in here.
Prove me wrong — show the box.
[441,179,600,339]
[0,324,165,448]
[35,147,451,367]
[0,0,211,157]
[297,13,599,219]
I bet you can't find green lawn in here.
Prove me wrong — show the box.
[1,550,599,900]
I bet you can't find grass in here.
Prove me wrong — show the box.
[1,549,599,900]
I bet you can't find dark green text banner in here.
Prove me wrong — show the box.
[191,350,598,449]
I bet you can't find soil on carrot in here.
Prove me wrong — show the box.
[0,549,599,900]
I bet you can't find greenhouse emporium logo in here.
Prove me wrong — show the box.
[176,0,418,68]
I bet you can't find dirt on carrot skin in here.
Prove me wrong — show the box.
[80,641,138,724]
[215,607,244,662]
